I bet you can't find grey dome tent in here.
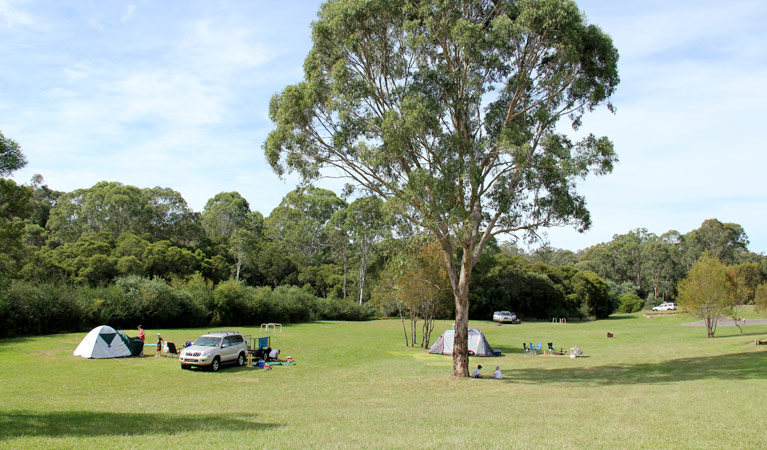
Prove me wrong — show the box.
[74,325,141,359]
[428,328,497,356]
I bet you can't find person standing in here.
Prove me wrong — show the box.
[137,325,145,356]
[155,333,163,357]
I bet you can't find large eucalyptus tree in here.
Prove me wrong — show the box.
[265,0,619,376]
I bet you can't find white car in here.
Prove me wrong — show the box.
[652,302,677,311]
[493,311,520,324]
[179,331,248,371]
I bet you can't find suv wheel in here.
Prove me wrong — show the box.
[237,353,246,367]
[211,357,220,372]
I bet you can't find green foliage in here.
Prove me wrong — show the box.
[211,279,255,326]
[727,262,763,305]
[756,283,767,314]
[0,281,90,337]
[200,191,253,240]
[0,129,26,177]
[265,0,620,374]
[684,219,749,265]
[470,253,614,320]
[570,271,612,319]
[618,293,644,313]
[0,276,376,338]
[46,181,198,245]
[678,254,734,337]
[264,186,345,268]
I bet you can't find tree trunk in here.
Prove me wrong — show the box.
[451,249,472,377]
[452,287,469,377]
[234,255,242,282]
[342,249,348,299]
[358,261,366,305]
[358,245,368,305]
[398,305,409,346]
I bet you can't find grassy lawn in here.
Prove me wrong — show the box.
[1,310,766,449]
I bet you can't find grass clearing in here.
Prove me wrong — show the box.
[1,312,766,449]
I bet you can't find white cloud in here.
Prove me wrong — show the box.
[4,0,767,254]
[0,0,32,28]
[178,19,274,71]
[120,4,135,23]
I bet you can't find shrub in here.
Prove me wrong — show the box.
[618,293,644,313]
[0,281,89,337]
[211,279,254,326]
[0,277,377,338]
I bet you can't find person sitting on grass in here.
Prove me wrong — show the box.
[472,364,482,378]
[492,366,503,379]
[268,348,280,361]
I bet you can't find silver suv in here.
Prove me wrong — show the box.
[179,331,248,371]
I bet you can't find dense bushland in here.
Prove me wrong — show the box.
[0,276,376,338]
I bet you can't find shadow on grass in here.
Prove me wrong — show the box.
[494,345,525,355]
[0,336,34,346]
[715,330,767,338]
[603,315,639,321]
[0,411,280,439]
[504,351,767,385]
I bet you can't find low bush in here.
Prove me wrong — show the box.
[618,293,644,313]
[0,277,377,338]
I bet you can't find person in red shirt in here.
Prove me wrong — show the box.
[137,325,145,356]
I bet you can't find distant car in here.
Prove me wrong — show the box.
[493,311,521,324]
[179,331,248,371]
[652,302,677,311]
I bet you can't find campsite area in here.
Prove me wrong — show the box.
[1,312,766,449]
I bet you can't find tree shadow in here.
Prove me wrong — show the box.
[0,411,280,439]
[0,336,34,346]
[493,345,530,355]
[603,315,639,321]
[502,352,767,386]
[715,330,767,338]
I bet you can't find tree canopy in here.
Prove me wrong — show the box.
[0,130,26,178]
[678,254,733,338]
[265,0,619,376]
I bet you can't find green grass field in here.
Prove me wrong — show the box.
[1,310,766,449]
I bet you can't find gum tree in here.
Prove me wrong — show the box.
[0,130,26,178]
[265,0,619,376]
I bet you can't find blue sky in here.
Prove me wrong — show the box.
[2,0,766,253]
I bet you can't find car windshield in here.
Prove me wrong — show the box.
[195,336,222,347]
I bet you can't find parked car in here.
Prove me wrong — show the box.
[179,331,248,371]
[652,302,677,311]
[492,311,521,324]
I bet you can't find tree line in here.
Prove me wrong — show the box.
[4,127,767,341]
[3,174,765,339]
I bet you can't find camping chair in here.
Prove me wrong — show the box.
[523,343,528,353]
[534,342,542,352]
[547,342,554,353]
[529,342,536,355]
[166,342,178,358]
